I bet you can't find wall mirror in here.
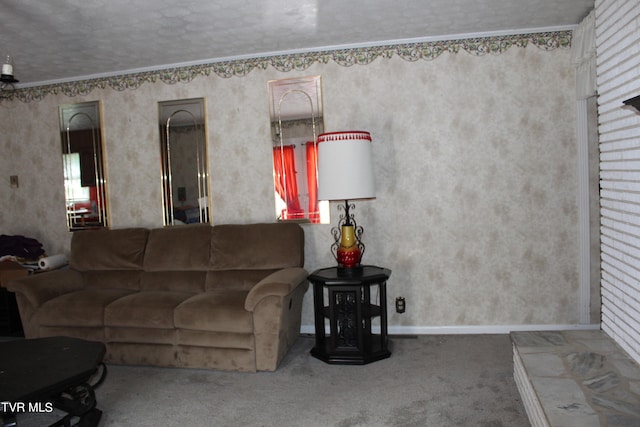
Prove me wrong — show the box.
[268,75,329,223]
[158,98,210,225]
[59,101,109,231]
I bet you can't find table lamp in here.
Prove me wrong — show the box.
[317,131,376,269]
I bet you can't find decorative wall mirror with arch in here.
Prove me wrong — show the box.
[58,101,109,231]
[268,75,329,224]
[158,98,210,226]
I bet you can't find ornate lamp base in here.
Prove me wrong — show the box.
[331,200,365,269]
[337,225,361,267]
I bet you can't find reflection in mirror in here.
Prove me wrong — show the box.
[268,75,329,223]
[158,98,210,225]
[59,101,109,231]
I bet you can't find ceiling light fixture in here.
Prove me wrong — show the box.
[1,54,19,99]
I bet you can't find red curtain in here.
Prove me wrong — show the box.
[306,142,320,223]
[273,145,302,219]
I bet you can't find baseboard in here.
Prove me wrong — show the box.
[299,323,601,335]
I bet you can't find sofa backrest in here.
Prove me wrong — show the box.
[69,223,304,293]
[143,225,211,271]
[70,227,149,291]
[206,223,304,291]
[70,228,149,270]
[141,225,212,292]
[209,223,304,270]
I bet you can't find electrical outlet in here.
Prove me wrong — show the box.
[395,297,406,313]
[9,175,18,188]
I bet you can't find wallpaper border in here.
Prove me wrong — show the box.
[6,31,571,103]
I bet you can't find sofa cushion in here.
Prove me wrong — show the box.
[143,225,211,271]
[210,223,304,270]
[82,270,143,291]
[70,228,149,271]
[104,291,195,328]
[174,290,253,333]
[141,271,206,293]
[106,327,176,345]
[37,288,136,327]
[177,330,254,350]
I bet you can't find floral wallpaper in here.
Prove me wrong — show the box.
[0,31,582,329]
[5,31,570,103]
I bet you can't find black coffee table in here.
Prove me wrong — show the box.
[0,336,107,427]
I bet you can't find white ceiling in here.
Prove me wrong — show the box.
[0,0,594,87]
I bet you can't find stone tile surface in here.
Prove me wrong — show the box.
[521,352,568,377]
[512,330,640,427]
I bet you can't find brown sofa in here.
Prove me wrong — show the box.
[6,222,308,372]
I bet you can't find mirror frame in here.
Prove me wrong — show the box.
[158,98,210,226]
[59,101,109,231]
[268,75,328,224]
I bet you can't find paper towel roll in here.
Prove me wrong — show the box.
[38,254,68,270]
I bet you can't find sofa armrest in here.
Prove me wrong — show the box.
[5,269,84,308]
[244,267,308,311]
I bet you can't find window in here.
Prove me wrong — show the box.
[63,153,90,202]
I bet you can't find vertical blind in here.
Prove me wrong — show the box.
[596,0,640,362]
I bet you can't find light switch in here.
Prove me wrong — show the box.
[10,175,18,188]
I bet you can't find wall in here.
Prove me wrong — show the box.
[0,32,584,331]
[596,0,640,361]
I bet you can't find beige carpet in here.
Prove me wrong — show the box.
[18,334,529,427]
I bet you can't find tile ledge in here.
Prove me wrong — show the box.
[512,330,640,427]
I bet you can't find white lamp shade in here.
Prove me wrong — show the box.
[317,131,376,201]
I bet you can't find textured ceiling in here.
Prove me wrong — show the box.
[0,0,593,86]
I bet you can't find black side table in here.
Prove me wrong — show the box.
[309,265,391,364]
[0,262,28,337]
